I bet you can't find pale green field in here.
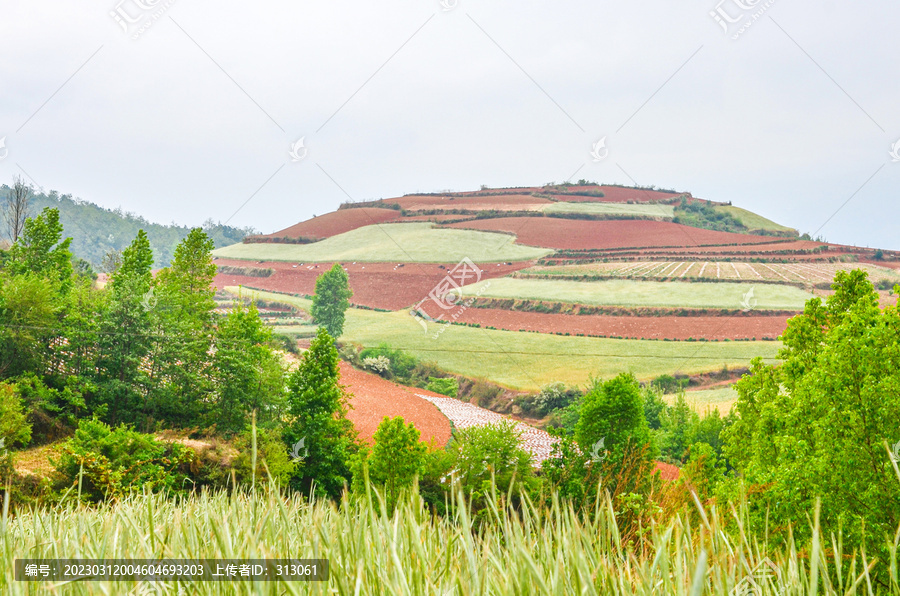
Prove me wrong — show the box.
[716,205,796,233]
[542,202,674,218]
[666,386,740,415]
[462,278,815,310]
[228,287,781,391]
[213,222,551,263]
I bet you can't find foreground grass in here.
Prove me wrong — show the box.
[229,287,781,390]
[212,223,551,263]
[3,485,895,595]
[462,278,814,310]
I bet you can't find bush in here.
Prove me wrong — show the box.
[362,355,392,377]
[230,427,296,488]
[426,377,458,398]
[53,418,193,502]
[360,344,418,380]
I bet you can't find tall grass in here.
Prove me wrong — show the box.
[3,480,897,595]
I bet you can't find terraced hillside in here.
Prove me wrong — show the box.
[214,183,899,403]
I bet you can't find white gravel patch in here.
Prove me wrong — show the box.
[415,394,559,464]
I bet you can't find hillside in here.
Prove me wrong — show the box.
[4,186,254,268]
[213,182,900,396]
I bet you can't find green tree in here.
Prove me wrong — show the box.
[96,230,154,426]
[575,374,653,464]
[723,269,900,577]
[210,302,285,434]
[310,264,352,338]
[6,207,73,290]
[284,327,358,497]
[356,416,426,510]
[0,273,58,378]
[451,421,533,502]
[146,228,218,426]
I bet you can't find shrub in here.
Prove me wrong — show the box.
[360,344,418,380]
[362,355,392,377]
[426,377,458,398]
[53,418,193,502]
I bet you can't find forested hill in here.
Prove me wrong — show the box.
[4,185,254,268]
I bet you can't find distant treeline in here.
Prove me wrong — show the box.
[2,185,254,268]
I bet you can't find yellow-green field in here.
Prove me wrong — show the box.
[542,202,674,218]
[715,205,797,233]
[460,278,815,310]
[666,386,740,415]
[228,287,782,391]
[213,223,551,263]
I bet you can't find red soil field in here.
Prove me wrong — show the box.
[446,218,777,251]
[259,207,402,240]
[340,362,452,447]
[450,308,789,340]
[213,259,532,310]
[654,461,680,481]
[391,194,552,210]
[624,240,824,255]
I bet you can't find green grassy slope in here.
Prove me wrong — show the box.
[230,287,782,390]
[715,205,796,234]
[460,278,814,310]
[214,223,551,263]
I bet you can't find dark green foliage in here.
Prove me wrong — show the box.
[13,186,252,267]
[650,373,688,394]
[642,387,667,430]
[426,377,458,398]
[210,302,285,435]
[672,198,747,234]
[359,344,418,380]
[231,427,296,487]
[574,374,653,463]
[53,418,192,502]
[451,421,534,503]
[285,327,358,498]
[723,269,900,572]
[352,416,426,511]
[0,382,32,448]
[311,264,353,338]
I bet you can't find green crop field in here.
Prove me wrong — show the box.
[229,287,782,390]
[667,386,740,415]
[212,222,551,263]
[715,205,796,233]
[461,278,815,310]
[541,202,675,218]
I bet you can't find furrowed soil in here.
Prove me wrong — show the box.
[259,207,402,240]
[339,362,452,447]
[213,259,532,310]
[445,218,779,250]
[449,308,789,340]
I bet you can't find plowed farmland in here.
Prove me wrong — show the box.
[449,308,789,340]
[258,207,401,240]
[339,362,452,447]
[445,218,779,250]
[214,259,530,310]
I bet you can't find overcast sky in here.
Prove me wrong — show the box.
[1,0,898,250]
